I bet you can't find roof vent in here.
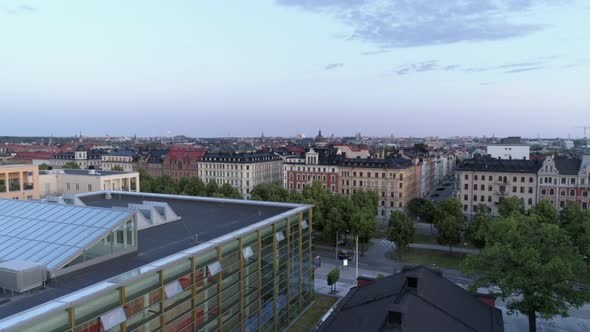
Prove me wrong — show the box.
[88,169,96,175]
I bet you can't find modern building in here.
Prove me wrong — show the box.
[48,145,105,169]
[537,155,590,210]
[0,191,314,332]
[198,152,283,198]
[101,150,136,172]
[39,169,140,197]
[455,158,542,216]
[317,266,504,332]
[339,157,418,219]
[0,164,39,200]
[487,144,530,160]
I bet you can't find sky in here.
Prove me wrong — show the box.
[1,0,589,138]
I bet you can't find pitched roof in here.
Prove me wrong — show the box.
[339,157,413,169]
[554,158,582,175]
[318,266,504,332]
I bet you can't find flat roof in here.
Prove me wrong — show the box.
[0,192,308,320]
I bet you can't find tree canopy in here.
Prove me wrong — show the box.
[465,204,590,332]
[62,161,80,169]
[387,211,415,252]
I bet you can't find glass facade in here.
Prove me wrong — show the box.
[7,207,313,332]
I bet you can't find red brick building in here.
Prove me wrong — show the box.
[283,147,341,193]
[162,146,207,180]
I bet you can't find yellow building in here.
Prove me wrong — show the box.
[339,158,418,219]
[0,164,40,200]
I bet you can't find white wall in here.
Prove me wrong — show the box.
[487,145,530,160]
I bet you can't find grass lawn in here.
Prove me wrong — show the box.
[288,295,338,332]
[390,247,470,271]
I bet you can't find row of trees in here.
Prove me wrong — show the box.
[250,182,379,253]
[138,169,243,199]
[388,197,465,253]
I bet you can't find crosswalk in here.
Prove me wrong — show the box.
[374,239,395,247]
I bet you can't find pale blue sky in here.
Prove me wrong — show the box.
[1,0,589,138]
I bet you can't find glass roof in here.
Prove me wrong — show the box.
[0,199,133,271]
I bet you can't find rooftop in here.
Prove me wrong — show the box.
[40,169,137,176]
[456,157,542,173]
[318,266,503,332]
[0,191,306,320]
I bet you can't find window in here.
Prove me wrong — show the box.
[464,205,468,211]
[464,194,468,201]
[465,174,469,180]
[512,186,517,193]
[473,195,477,202]
[550,189,555,195]
[570,190,575,197]
[464,184,468,190]
[571,178,576,185]
[528,198,533,205]
[528,187,533,194]
[488,196,492,202]
[560,201,565,208]
[480,195,484,202]
[513,176,517,182]
[480,185,485,191]
[583,202,588,209]
[399,183,403,188]
[561,178,566,184]
[474,175,478,181]
[561,191,566,196]
[584,191,588,197]
[489,176,492,181]
[529,177,534,183]
[474,185,477,191]
[520,187,524,193]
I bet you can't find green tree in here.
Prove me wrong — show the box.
[219,183,243,199]
[111,165,124,171]
[186,177,206,196]
[434,198,463,223]
[351,207,377,254]
[406,198,424,220]
[62,161,80,169]
[38,163,49,170]
[464,216,590,332]
[419,199,436,224]
[387,211,416,256]
[351,191,379,215]
[138,169,153,193]
[435,215,462,252]
[559,202,590,257]
[465,207,490,250]
[205,180,219,197]
[152,175,177,194]
[250,183,289,202]
[528,199,558,224]
[327,268,340,293]
[498,196,525,218]
[324,206,346,241]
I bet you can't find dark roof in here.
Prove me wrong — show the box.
[456,157,542,173]
[339,157,413,169]
[318,266,504,332]
[0,193,295,319]
[554,158,582,175]
[106,150,136,157]
[201,152,281,163]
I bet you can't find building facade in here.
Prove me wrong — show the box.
[198,153,283,197]
[39,169,140,197]
[283,148,340,194]
[162,147,206,180]
[339,158,418,219]
[537,155,590,210]
[0,164,40,200]
[48,146,105,169]
[102,150,136,172]
[455,158,542,216]
[487,144,530,160]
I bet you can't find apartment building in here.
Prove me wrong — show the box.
[161,146,206,180]
[537,155,590,210]
[0,164,39,200]
[48,145,104,169]
[198,152,283,197]
[455,158,542,216]
[101,150,135,172]
[283,148,341,193]
[39,169,140,197]
[339,157,418,219]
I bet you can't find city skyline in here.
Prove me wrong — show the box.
[1,0,589,137]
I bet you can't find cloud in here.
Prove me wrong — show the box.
[393,59,550,75]
[3,4,36,15]
[324,63,344,70]
[277,0,563,47]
